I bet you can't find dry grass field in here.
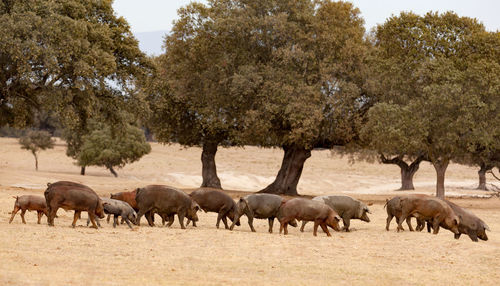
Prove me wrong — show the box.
[1,137,500,285]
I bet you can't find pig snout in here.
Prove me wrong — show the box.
[361,211,370,223]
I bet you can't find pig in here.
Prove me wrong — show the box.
[398,195,460,235]
[44,181,105,229]
[188,188,240,229]
[420,200,490,242]
[300,195,371,232]
[135,185,201,229]
[111,189,158,226]
[278,198,341,236]
[9,195,48,224]
[229,193,297,233]
[110,190,138,210]
[385,196,421,231]
[86,198,137,229]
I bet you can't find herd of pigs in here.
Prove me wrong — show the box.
[7,181,490,242]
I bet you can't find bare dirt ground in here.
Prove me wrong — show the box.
[1,137,499,285]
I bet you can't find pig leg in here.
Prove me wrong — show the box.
[431,218,440,234]
[113,214,118,228]
[72,211,81,228]
[124,217,133,229]
[48,207,58,226]
[221,216,230,229]
[178,213,186,229]
[320,222,331,237]
[406,217,414,231]
[313,220,320,236]
[268,218,274,233]
[385,214,393,231]
[9,206,20,223]
[342,218,350,232]
[283,222,288,235]
[106,214,111,223]
[88,211,99,229]
[135,211,144,226]
[300,221,307,232]
[166,215,175,227]
[215,210,227,229]
[248,216,256,232]
[145,212,155,227]
[398,211,410,232]
[37,211,43,224]
[20,209,27,224]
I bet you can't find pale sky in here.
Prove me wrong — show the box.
[113,0,500,33]
[112,0,500,55]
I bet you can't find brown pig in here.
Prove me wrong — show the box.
[44,181,105,229]
[188,188,240,229]
[9,195,48,224]
[420,200,490,242]
[384,196,426,231]
[135,185,201,229]
[398,195,459,235]
[278,198,341,236]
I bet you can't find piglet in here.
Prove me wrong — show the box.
[9,195,48,224]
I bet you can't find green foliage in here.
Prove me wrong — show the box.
[76,122,151,176]
[361,11,500,195]
[146,0,368,150]
[0,0,150,129]
[19,130,55,170]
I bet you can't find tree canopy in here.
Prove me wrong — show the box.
[76,120,151,177]
[147,0,369,195]
[0,0,150,130]
[19,130,55,170]
[361,12,500,197]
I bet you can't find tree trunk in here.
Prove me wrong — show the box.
[380,154,424,190]
[259,144,311,196]
[80,166,86,176]
[201,141,222,189]
[33,151,38,171]
[432,159,449,199]
[107,165,118,177]
[477,163,492,190]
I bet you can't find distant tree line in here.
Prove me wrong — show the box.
[1,0,499,196]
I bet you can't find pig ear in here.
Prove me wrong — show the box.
[334,215,341,222]
[193,203,201,211]
[484,223,491,232]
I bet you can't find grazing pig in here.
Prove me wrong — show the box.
[385,196,421,231]
[421,200,490,242]
[44,181,105,229]
[278,198,341,236]
[135,185,201,229]
[398,195,459,235]
[188,188,240,229]
[9,195,48,224]
[229,194,297,233]
[110,190,138,210]
[300,195,371,232]
[111,189,159,226]
[86,198,137,229]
